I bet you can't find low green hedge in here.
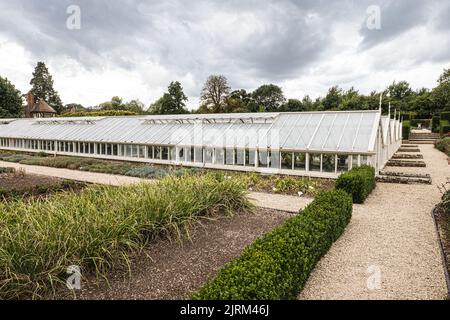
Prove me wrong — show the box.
[402,121,411,140]
[441,112,450,122]
[0,167,15,174]
[193,189,353,300]
[440,120,450,136]
[401,112,416,121]
[435,137,450,157]
[335,165,376,204]
[432,116,440,133]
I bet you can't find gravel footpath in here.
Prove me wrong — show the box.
[0,160,311,212]
[59,208,293,300]
[299,144,449,300]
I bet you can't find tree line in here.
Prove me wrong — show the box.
[1,62,449,118]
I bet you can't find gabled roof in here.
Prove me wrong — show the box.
[0,110,382,153]
[31,99,56,114]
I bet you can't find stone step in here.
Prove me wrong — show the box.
[376,176,432,185]
[398,148,421,152]
[386,160,426,167]
[401,144,419,148]
[379,171,431,179]
[392,154,423,159]
[407,140,436,145]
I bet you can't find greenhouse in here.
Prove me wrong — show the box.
[0,110,402,178]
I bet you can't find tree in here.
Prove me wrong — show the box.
[432,67,450,113]
[280,99,304,112]
[224,89,253,113]
[0,76,22,118]
[200,75,231,113]
[30,61,63,114]
[99,96,126,110]
[321,86,343,110]
[149,81,189,115]
[252,84,286,112]
[125,99,145,113]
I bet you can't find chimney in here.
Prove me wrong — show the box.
[25,91,34,118]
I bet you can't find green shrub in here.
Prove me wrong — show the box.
[0,174,251,299]
[401,112,416,121]
[440,120,450,136]
[432,116,440,133]
[441,112,450,122]
[335,165,376,204]
[193,189,352,300]
[435,137,450,157]
[125,166,167,178]
[0,167,15,174]
[402,121,411,140]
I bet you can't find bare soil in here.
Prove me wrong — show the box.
[0,172,86,198]
[59,208,293,300]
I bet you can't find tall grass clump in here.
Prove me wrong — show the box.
[0,174,252,299]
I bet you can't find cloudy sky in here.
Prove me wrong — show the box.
[0,0,449,109]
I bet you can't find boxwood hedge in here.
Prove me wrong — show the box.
[193,189,353,300]
[335,165,376,204]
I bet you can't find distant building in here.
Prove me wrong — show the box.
[25,91,56,118]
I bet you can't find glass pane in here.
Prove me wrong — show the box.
[361,155,368,166]
[281,152,293,170]
[154,146,161,159]
[215,148,225,165]
[205,148,213,163]
[194,147,203,163]
[258,150,268,167]
[294,153,306,170]
[269,151,280,169]
[162,147,169,160]
[225,149,234,165]
[178,147,185,161]
[322,154,335,173]
[337,154,350,172]
[235,149,244,166]
[245,149,255,167]
[309,154,321,172]
[352,155,359,168]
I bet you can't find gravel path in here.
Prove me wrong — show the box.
[0,160,311,212]
[59,208,293,300]
[298,144,449,300]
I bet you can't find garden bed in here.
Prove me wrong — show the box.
[0,169,86,199]
[0,151,332,197]
[57,208,292,300]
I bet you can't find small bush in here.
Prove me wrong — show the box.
[432,116,440,133]
[193,189,353,300]
[435,137,450,157]
[441,112,450,122]
[0,167,15,174]
[335,165,376,204]
[440,120,450,136]
[402,121,411,140]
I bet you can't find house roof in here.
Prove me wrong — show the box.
[0,110,391,154]
[31,99,56,114]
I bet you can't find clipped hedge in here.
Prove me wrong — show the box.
[193,189,353,300]
[432,116,440,133]
[402,120,411,140]
[441,112,450,122]
[401,112,416,121]
[335,165,376,204]
[440,120,450,136]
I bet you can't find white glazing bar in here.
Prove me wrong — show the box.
[307,113,325,150]
[292,114,314,148]
[336,113,351,151]
[351,113,365,151]
[321,113,338,150]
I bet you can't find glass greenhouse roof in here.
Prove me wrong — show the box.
[0,110,388,153]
